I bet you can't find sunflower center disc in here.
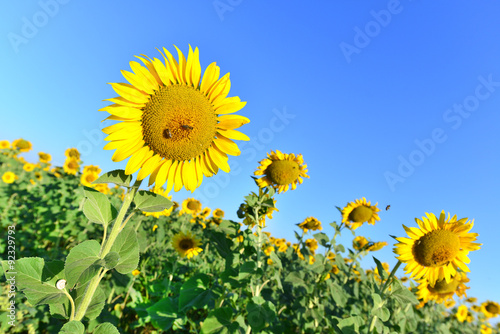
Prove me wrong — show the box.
[179,239,194,251]
[486,303,499,314]
[265,160,301,185]
[141,84,217,161]
[348,206,374,223]
[187,201,201,211]
[413,229,460,267]
[427,278,460,294]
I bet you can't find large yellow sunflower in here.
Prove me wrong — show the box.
[101,46,249,192]
[63,158,80,175]
[12,138,32,152]
[341,197,380,230]
[0,140,11,149]
[254,150,309,193]
[2,172,18,184]
[394,211,481,286]
[172,231,203,259]
[416,272,469,304]
[180,198,202,216]
[481,301,500,318]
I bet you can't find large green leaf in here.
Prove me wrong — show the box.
[201,307,240,334]
[58,321,85,334]
[51,285,106,321]
[110,226,139,274]
[1,258,66,306]
[64,240,102,289]
[93,323,121,334]
[133,190,172,212]
[247,300,276,332]
[147,297,178,331]
[179,273,214,311]
[93,169,132,187]
[82,187,117,226]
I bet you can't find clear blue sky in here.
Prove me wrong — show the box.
[2,1,500,309]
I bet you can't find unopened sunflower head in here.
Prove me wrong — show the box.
[254,150,309,194]
[101,46,249,193]
[342,197,380,230]
[393,211,481,286]
[298,217,322,233]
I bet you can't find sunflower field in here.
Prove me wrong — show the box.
[1,46,500,334]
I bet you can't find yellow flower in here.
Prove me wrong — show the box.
[308,255,315,265]
[81,171,99,187]
[298,217,322,233]
[444,300,456,308]
[0,140,11,149]
[400,276,409,283]
[472,305,481,312]
[95,183,110,195]
[83,165,101,174]
[305,238,318,253]
[353,236,369,250]
[236,235,244,243]
[481,301,500,318]
[180,198,202,215]
[342,197,380,230]
[65,148,81,161]
[2,172,18,184]
[101,46,249,193]
[172,231,203,259]
[34,172,42,181]
[263,245,275,256]
[366,241,388,252]
[416,272,469,304]
[213,208,225,219]
[23,163,35,172]
[142,187,174,218]
[326,251,336,261]
[12,138,32,152]
[38,152,52,163]
[456,305,468,323]
[199,207,212,220]
[267,258,273,265]
[254,150,309,193]
[393,211,481,286]
[465,297,477,303]
[275,238,288,252]
[63,158,80,175]
[481,324,493,334]
[331,265,340,275]
[152,224,158,232]
[132,269,140,276]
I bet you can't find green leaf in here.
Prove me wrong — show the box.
[373,256,388,280]
[269,251,282,269]
[209,230,233,258]
[201,307,240,334]
[313,232,330,247]
[103,252,120,270]
[147,297,177,331]
[93,323,121,334]
[58,321,85,334]
[110,226,140,274]
[239,261,257,280]
[247,301,276,332]
[337,316,364,333]
[93,169,132,187]
[64,240,102,289]
[82,187,117,226]
[284,272,305,287]
[390,280,419,306]
[371,293,390,322]
[2,258,66,306]
[133,190,172,212]
[50,286,105,321]
[179,273,213,311]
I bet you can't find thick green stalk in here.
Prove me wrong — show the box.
[74,181,140,321]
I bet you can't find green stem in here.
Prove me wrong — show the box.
[74,180,141,321]
[62,288,76,321]
[380,260,402,295]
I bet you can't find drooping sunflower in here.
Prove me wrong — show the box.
[342,197,381,230]
[481,301,500,318]
[2,172,18,184]
[366,241,388,252]
[213,208,224,219]
[180,198,202,216]
[297,217,322,233]
[416,272,469,304]
[0,140,11,149]
[254,150,309,193]
[352,236,369,250]
[101,46,249,193]
[38,152,52,164]
[172,231,203,259]
[65,148,81,161]
[393,211,481,286]
[12,138,32,152]
[83,165,101,174]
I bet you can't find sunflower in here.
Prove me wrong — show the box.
[456,305,468,323]
[254,150,309,193]
[95,183,110,195]
[416,272,469,304]
[65,148,81,161]
[180,198,202,216]
[101,46,249,193]
[342,197,380,230]
[83,165,101,174]
[23,163,35,172]
[481,301,500,318]
[366,241,388,252]
[465,297,477,303]
[305,238,318,253]
[213,208,224,219]
[0,140,11,149]
[132,269,140,276]
[298,217,322,233]
[142,187,174,218]
[2,172,18,184]
[481,324,493,334]
[34,172,42,181]
[172,231,203,259]
[353,236,369,250]
[12,138,32,152]
[38,152,52,163]
[393,211,481,286]
[81,171,100,187]
[63,158,80,175]
[444,300,456,308]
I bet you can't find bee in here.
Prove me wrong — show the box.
[386,205,390,211]
[181,124,194,130]
[163,128,172,139]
